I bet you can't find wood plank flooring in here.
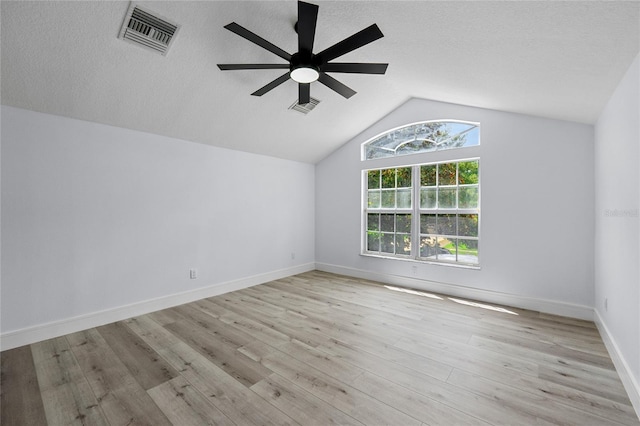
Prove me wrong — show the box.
[2,270,638,425]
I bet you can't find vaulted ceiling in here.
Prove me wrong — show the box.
[2,1,638,163]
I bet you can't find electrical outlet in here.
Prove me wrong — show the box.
[604,297,608,312]
[291,252,296,260]
[189,268,198,279]
[412,265,418,276]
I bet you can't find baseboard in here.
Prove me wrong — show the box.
[594,309,640,419]
[0,263,315,351]
[315,262,594,321]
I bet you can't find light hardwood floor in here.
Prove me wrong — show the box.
[1,271,638,425]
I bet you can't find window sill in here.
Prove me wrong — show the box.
[360,252,481,270]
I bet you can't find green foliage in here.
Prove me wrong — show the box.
[396,214,411,233]
[421,165,436,186]
[458,187,479,209]
[367,213,379,231]
[365,151,479,263]
[367,231,381,252]
[439,163,457,185]
[380,214,394,231]
[458,240,478,256]
[396,167,412,187]
[458,161,479,184]
[381,168,395,188]
[458,214,478,237]
[368,170,380,188]
[420,160,478,188]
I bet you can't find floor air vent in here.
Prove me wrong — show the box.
[119,4,179,56]
[289,97,320,114]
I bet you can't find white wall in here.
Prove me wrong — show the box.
[594,53,640,411]
[316,98,595,318]
[1,106,315,347]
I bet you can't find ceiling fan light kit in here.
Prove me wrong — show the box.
[290,66,319,84]
[217,0,388,105]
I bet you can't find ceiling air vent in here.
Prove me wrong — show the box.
[119,4,179,56]
[289,97,320,115]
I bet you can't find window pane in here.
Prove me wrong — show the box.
[420,236,455,259]
[363,158,479,266]
[381,169,396,188]
[381,233,395,253]
[396,214,411,233]
[420,188,437,208]
[367,232,380,251]
[362,121,479,160]
[437,214,456,235]
[458,239,479,264]
[368,169,380,189]
[381,190,395,208]
[458,214,478,237]
[397,167,412,188]
[458,186,478,208]
[380,214,394,232]
[397,140,436,155]
[438,237,457,261]
[461,126,480,148]
[421,165,436,186]
[420,214,436,234]
[439,163,456,185]
[420,236,438,258]
[367,213,380,231]
[397,189,411,208]
[368,190,381,208]
[396,234,411,255]
[364,147,379,160]
[438,188,456,208]
[458,161,479,184]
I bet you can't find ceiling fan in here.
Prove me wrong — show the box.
[217,0,388,105]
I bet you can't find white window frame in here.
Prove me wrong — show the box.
[415,159,480,266]
[361,120,480,268]
[361,120,480,160]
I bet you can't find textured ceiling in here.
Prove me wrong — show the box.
[2,1,639,163]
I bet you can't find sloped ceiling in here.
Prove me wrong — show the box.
[1,1,638,163]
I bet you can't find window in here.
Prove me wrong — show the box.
[362,120,480,267]
[363,120,479,160]
[366,167,413,256]
[418,160,479,265]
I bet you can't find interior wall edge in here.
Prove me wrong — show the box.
[595,308,640,419]
[316,262,593,321]
[0,262,315,352]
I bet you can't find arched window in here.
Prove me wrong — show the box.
[362,120,479,160]
[362,120,480,267]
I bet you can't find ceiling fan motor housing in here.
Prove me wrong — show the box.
[290,52,320,82]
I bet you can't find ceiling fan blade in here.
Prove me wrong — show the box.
[251,72,291,96]
[218,64,290,70]
[315,24,384,63]
[298,1,319,54]
[318,73,356,99]
[299,83,311,104]
[321,62,388,74]
[224,22,292,61]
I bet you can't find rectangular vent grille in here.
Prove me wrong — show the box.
[289,97,321,114]
[119,4,179,56]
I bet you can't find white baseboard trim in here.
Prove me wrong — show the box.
[316,262,594,321]
[0,263,315,351]
[594,309,640,419]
